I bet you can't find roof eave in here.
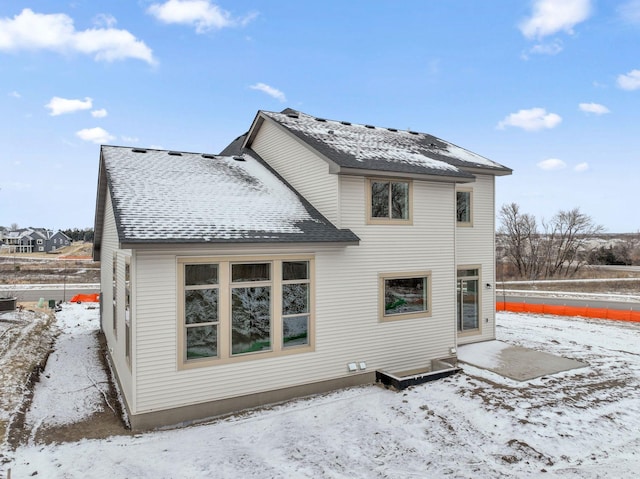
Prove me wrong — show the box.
[335,166,476,183]
[460,166,513,177]
[120,238,360,251]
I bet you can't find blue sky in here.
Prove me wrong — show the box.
[1,0,639,233]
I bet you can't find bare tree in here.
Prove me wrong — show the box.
[498,203,541,279]
[539,208,604,277]
[498,204,604,279]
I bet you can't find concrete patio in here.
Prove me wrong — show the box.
[457,340,588,381]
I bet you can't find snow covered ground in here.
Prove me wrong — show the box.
[5,305,640,478]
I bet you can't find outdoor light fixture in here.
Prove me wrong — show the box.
[347,362,357,372]
[450,347,457,355]
[486,283,492,289]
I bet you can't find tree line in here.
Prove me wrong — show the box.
[498,203,639,280]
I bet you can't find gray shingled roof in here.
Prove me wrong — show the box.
[99,146,359,245]
[253,109,512,179]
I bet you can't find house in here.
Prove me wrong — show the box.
[0,228,72,253]
[94,109,512,430]
[47,230,72,252]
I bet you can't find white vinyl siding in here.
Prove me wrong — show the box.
[250,119,340,226]
[100,191,135,408]
[455,175,497,345]
[131,181,457,415]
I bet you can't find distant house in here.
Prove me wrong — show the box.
[94,108,512,430]
[0,228,71,253]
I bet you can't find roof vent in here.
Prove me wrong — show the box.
[328,130,334,135]
[233,155,246,162]
[429,142,438,148]
[365,125,375,129]
[168,151,183,156]
[387,128,398,132]
[201,153,217,159]
[286,113,299,119]
[132,148,147,153]
[315,117,327,122]
[408,131,419,135]
[340,121,351,125]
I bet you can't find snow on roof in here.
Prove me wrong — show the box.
[261,110,511,178]
[101,146,358,244]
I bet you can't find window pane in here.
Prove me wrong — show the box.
[391,182,409,219]
[384,277,427,315]
[457,191,471,223]
[185,289,218,324]
[283,261,308,281]
[371,182,389,218]
[186,264,218,286]
[458,268,479,277]
[283,283,309,315]
[283,315,309,348]
[231,286,271,354]
[458,279,479,331]
[232,263,270,282]
[187,325,218,359]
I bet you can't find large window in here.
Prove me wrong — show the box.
[282,261,310,348]
[457,268,480,334]
[179,257,314,368]
[379,271,431,322]
[112,252,117,336]
[124,257,132,366]
[184,264,219,360]
[231,263,272,355]
[368,179,411,224]
[456,189,473,225]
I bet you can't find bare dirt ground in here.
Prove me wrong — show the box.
[0,305,129,471]
[0,242,100,285]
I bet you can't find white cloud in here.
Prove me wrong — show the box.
[93,13,117,28]
[0,9,156,65]
[497,107,562,131]
[249,82,286,102]
[618,0,640,24]
[46,96,93,116]
[147,0,257,33]
[537,158,567,171]
[579,102,610,114]
[527,39,564,56]
[574,162,589,172]
[617,69,640,90]
[76,127,115,144]
[121,135,139,143]
[520,0,591,39]
[8,90,20,98]
[91,108,108,118]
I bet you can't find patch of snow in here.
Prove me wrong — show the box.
[103,148,323,241]
[6,311,640,478]
[26,304,108,429]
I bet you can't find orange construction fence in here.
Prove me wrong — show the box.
[497,302,640,323]
[69,293,100,303]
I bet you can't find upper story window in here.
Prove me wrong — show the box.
[367,179,412,225]
[456,189,473,226]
